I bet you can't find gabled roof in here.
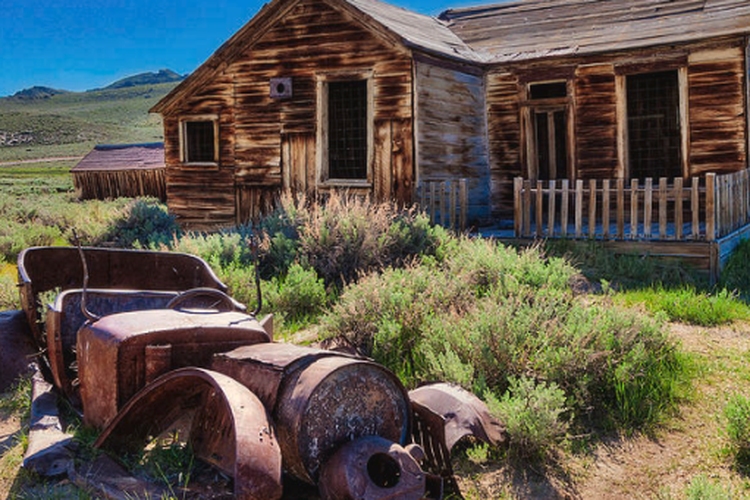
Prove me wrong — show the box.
[440,0,750,63]
[151,0,481,115]
[71,143,165,172]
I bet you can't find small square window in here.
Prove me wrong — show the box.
[182,120,217,163]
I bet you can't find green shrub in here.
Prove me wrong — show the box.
[323,237,687,429]
[723,394,750,465]
[485,377,569,459]
[265,263,328,323]
[684,475,732,500]
[617,287,750,326]
[260,193,447,286]
[105,198,178,248]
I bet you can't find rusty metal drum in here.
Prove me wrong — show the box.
[275,355,411,484]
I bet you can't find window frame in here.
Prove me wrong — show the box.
[522,80,573,181]
[316,70,374,187]
[179,115,220,167]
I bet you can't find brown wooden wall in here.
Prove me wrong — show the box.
[163,0,414,228]
[486,37,748,219]
[415,58,490,221]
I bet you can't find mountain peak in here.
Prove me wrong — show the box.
[10,86,69,101]
[98,69,185,91]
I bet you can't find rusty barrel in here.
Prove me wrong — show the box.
[212,344,411,484]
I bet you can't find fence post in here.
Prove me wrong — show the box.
[616,178,625,238]
[674,177,683,240]
[513,177,523,237]
[706,173,716,241]
[561,179,570,237]
[602,179,611,239]
[548,180,557,237]
[691,177,699,239]
[631,179,639,239]
[536,180,544,237]
[588,179,597,237]
[644,178,653,238]
[575,179,583,238]
[459,179,468,232]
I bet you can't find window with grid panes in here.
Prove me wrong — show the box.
[328,80,368,180]
[184,120,216,163]
[627,70,681,179]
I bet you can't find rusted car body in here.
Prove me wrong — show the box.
[16,246,506,499]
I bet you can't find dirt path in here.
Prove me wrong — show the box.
[0,156,82,167]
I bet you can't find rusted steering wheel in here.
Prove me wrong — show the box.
[166,287,245,312]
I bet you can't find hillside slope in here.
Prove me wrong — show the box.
[0,81,178,162]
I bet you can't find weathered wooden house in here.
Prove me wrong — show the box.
[72,143,166,201]
[152,0,750,277]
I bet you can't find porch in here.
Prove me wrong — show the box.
[417,169,750,282]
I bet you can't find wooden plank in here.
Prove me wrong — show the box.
[523,179,532,237]
[561,179,569,237]
[513,177,523,236]
[460,179,468,232]
[589,179,597,237]
[631,179,639,239]
[575,179,583,238]
[674,177,683,240]
[536,180,544,237]
[450,181,458,230]
[602,179,611,239]
[691,176,700,239]
[644,178,653,238]
[706,173,716,241]
[659,177,668,239]
[617,178,624,238]
[440,181,448,227]
[548,180,557,237]
[430,182,437,224]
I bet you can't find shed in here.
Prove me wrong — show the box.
[71,143,167,201]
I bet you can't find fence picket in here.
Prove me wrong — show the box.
[644,178,653,238]
[548,180,557,236]
[589,179,597,237]
[674,177,683,240]
[602,179,611,238]
[659,177,668,239]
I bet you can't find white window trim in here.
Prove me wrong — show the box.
[315,70,374,187]
[179,114,220,166]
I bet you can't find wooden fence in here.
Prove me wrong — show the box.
[416,179,469,231]
[512,170,750,241]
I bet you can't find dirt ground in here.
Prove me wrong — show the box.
[1,321,749,499]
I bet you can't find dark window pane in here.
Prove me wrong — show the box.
[530,82,567,100]
[535,112,550,180]
[185,121,215,163]
[627,71,681,179]
[328,80,368,180]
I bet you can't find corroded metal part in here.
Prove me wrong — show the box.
[94,368,283,500]
[212,343,412,484]
[23,365,74,477]
[17,246,227,347]
[46,289,179,400]
[409,383,507,492]
[318,436,437,500]
[78,309,271,428]
[409,383,506,451]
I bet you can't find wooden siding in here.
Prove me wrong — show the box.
[73,169,166,201]
[163,0,415,228]
[415,59,489,221]
[688,44,747,175]
[574,64,618,179]
[486,38,749,218]
[486,71,521,217]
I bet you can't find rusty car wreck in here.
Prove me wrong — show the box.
[8,245,506,499]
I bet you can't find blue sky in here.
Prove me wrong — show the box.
[0,0,489,97]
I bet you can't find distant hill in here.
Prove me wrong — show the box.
[97,69,185,91]
[0,80,181,162]
[9,86,69,101]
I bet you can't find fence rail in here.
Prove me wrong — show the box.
[416,179,469,232]
[512,170,750,241]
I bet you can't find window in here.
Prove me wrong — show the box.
[180,118,218,164]
[526,81,569,180]
[627,70,681,179]
[327,80,368,180]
